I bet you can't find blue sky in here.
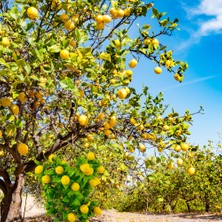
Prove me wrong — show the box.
[130,0,222,146]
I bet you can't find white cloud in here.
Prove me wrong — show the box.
[189,0,222,36]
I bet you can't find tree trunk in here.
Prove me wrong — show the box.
[186,201,191,213]
[1,174,25,222]
[205,194,210,213]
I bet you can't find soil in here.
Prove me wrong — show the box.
[24,210,222,222]
[21,196,222,222]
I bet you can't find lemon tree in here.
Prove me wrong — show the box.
[0,0,193,221]
[120,143,222,213]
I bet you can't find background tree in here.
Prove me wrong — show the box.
[0,0,191,221]
[119,142,222,213]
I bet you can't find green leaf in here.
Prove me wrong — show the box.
[59,78,75,90]
[48,45,61,53]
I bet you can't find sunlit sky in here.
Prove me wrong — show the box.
[130,0,222,146]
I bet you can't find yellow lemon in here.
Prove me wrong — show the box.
[42,175,50,184]
[60,13,69,22]
[1,98,11,107]
[154,66,162,74]
[80,205,89,214]
[48,154,55,162]
[61,175,70,186]
[103,15,112,23]
[64,21,75,31]
[80,163,94,176]
[109,116,117,127]
[18,92,26,103]
[71,182,80,191]
[78,115,88,126]
[117,88,128,100]
[1,37,10,47]
[55,166,64,175]
[95,15,103,23]
[152,38,159,46]
[93,206,102,215]
[10,104,19,115]
[35,165,44,174]
[67,213,76,222]
[27,7,38,20]
[181,142,189,151]
[17,143,28,156]
[60,49,70,59]
[87,134,93,142]
[128,59,137,68]
[187,167,195,175]
[97,112,104,120]
[97,166,105,174]
[87,152,95,160]
[96,22,105,30]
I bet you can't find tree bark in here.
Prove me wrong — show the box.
[1,174,25,222]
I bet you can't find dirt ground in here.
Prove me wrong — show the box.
[24,210,222,222]
[22,196,222,222]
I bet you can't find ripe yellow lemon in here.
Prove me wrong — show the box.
[35,165,44,174]
[97,166,105,174]
[27,7,39,20]
[124,8,131,16]
[96,22,105,30]
[80,205,89,214]
[87,152,95,160]
[48,154,55,162]
[64,21,75,31]
[71,182,80,191]
[67,213,76,222]
[61,175,70,186]
[173,144,181,152]
[18,92,26,103]
[42,175,50,184]
[60,49,70,59]
[139,144,146,152]
[104,129,111,136]
[181,142,189,151]
[17,143,28,156]
[78,115,88,126]
[154,66,162,74]
[103,15,112,23]
[0,130,2,138]
[80,163,94,175]
[10,104,19,115]
[95,15,104,23]
[86,134,93,142]
[0,98,11,107]
[187,167,195,175]
[128,59,137,68]
[97,112,105,120]
[60,13,69,22]
[89,177,101,187]
[93,206,102,215]
[117,88,128,100]
[177,158,183,166]
[109,116,117,127]
[55,166,64,174]
[152,38,159,46]
[1,37,10,47]
[116,9,125,18]
[69,39,76,47]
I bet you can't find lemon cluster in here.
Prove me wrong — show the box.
[35,153,104,221]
